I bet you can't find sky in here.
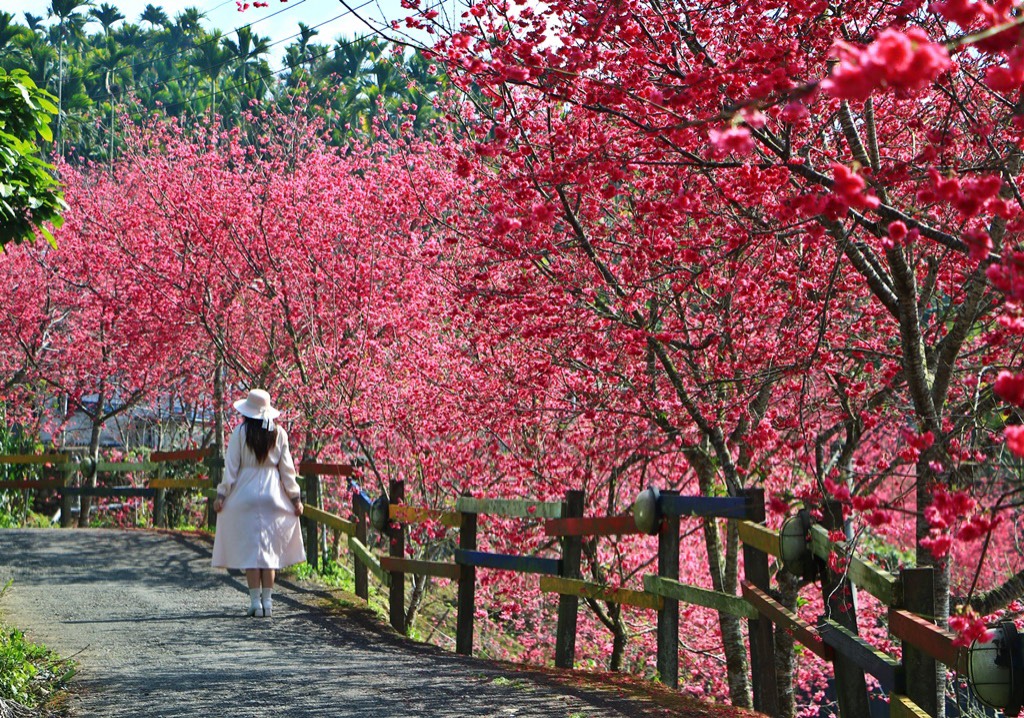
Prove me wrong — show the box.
[0,0,438,64]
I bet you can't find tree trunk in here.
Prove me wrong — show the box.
[774,570,801,718]
[608,603,626,672]
[916,473,949,718]
[78,390,104,528]
[405,573,427,629]
[702,514,751,708]
[691,451,751,708]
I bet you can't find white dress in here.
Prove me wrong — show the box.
[211,424,305,569]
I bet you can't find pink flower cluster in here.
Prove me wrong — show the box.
[827,163,880,218]
[949,610,996,647]
[822,28,951,101]
[919,487,998,557]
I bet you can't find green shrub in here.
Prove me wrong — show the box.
[0,581,75,712]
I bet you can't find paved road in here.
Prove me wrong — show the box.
[0,529,751,718]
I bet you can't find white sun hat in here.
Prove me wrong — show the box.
[233,389,281,430]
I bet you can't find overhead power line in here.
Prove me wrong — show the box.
[73,0,370,110]
[79,0,311,97]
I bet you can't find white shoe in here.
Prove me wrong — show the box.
[262,599,272,618]
[247,603,264,617]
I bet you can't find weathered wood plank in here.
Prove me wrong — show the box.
[0,478,67,490]
[0,454,69,465]
[454,549,561,575]
[889,694,932,718]
[92,461,161,473]
[297,462,352,477]
[541,576,664,610]
[347,536,391,587]
[544,515,641,537]
[455,497,563,519]
[819,618,903,694]
[151,448,213,462]
[302,505,355,536]
[809,525,900,606]
[741,581,833,661]
[736,520,782,558]
[389,504,460,528]
[149,478,214,490]
[379,556,460,580]
[645,575,758,619]
[659,495,750,519]
[62,486,157,498]
[889,608,964,671]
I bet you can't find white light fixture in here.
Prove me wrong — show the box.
[369,495,390,535]
[632,486,662,535]
[968,620,1024,716]
[779,510,814,579]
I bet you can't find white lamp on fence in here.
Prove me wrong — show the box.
[369,495,390,535]
[968,620,1024,716]
[632,485,662,535]
[779,509,814,579]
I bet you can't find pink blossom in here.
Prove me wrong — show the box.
[822,28,950,100]
[950,611,995,647]
[995,371,1024,407]
[1006,425,1024,457]
[709,126,755,156]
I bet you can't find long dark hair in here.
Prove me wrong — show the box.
[243,417,278,463]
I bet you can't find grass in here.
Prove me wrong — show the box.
[0,581,76,716]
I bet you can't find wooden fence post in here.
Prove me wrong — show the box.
[353,491,368,601]
[901,567,938,717]
[59,462,75,528]
[657,489,681,689]
[154,460,167,528]
[820,499,870,718]
[305,472,321,570]
[456,492,477,656]
[205,452,222,530]
[741,487,779,716]
[388,479,406,634]
[555,489,585,669]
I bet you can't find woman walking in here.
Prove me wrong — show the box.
[212,389,304,617]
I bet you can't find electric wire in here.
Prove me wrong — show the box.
[1,0,307,86]
[60,0,394,130]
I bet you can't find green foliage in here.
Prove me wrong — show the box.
[0,619,75,710]
[0,403,48,527]
[0,10,449,162]
[0,67,65,248]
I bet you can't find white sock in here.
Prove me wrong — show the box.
[249,588,261,607]
[261,587,273,604]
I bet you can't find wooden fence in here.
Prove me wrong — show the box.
[0,455,976,718]
[301,479,965,718]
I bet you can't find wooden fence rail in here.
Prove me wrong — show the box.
[1,455,978,718]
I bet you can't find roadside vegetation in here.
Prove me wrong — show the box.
[0,581,75,717]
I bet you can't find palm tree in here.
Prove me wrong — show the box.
[222,26,270,98]
[175,7,205,36]
[297,23,318,57]
[139,4,169,29]
[13,31,57,92]
[193,30,232,122]
[86,37,131,164]
[23,13,45,32]
[89,3,124,35]
[48,0,93,156]
[0,12,21,50]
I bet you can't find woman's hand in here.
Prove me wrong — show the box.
[292,499,303,517]
[214,496,225,513]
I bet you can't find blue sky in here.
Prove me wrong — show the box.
[0,0,432,64]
